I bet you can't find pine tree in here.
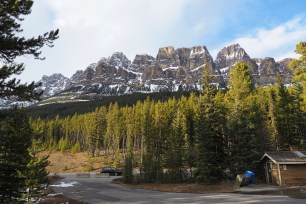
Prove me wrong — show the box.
[0,109,32,203]
[268,76,306,150]
[195,66,226,184]
[24,140,49,203]
[290,41,306,110]
[0,0,59,101]
[167,109,185,182]
[226,62,259,176]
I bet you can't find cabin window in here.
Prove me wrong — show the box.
[283,165,287,170]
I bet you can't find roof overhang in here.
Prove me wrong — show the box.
[261,153,306,165]
[260,153,278,164]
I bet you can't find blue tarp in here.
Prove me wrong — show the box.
[245,170,255,184]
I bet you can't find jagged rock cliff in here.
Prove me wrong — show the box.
[37,44,294,102]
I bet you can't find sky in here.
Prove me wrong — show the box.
[16,0,306,83]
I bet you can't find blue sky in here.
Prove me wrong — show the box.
[18,0,306,82]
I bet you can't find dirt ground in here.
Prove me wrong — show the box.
[40,194,87,204]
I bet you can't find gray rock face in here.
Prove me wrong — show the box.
[215,44,250,69]
[39,73,70,97]
[130,54,155,72]
[277,58,293,84]
[70,70,84,83]
[176,48,191,67]
[214,44,293,85]
[257,57,278,84]
[109,52,131,68]
[156,46,180,68]
[189,46,214,70]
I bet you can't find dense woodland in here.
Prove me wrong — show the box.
[29,41,306,184]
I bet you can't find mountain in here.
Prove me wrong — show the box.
[215,44,293,85]
[42,45,221,103]
[0,44,294,108]
[38,73,70,97]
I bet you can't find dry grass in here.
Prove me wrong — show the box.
[39,151,106,173]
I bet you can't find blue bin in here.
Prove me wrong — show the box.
[244,171,255,184]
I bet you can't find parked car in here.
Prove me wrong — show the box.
[101,167,122,176]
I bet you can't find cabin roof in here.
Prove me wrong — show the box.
[261,151,306,164]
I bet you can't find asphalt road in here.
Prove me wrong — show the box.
[50,173,306,204]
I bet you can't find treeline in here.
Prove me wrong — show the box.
[27,91,194,119]
[30,42,306,184]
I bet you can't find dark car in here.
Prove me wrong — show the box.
[101,167,122,176]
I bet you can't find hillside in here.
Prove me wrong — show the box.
[26,91,193,118]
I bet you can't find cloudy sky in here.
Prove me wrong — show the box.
[18,0,306,83]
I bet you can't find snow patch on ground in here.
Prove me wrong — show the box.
[50,181,79,188]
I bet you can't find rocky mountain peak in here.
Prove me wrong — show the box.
[39,73,70,97]
[97,57,110,65]
[156,46,179,68]
[189,45,214,69]
[130,54,156,72]
[215,43,250,69]
[109,52,131,68]
[157,46,175,57]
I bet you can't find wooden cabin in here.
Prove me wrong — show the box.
[261,150,306,186]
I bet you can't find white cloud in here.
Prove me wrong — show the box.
[213,16,306,61]
[19,0,192,82]
[17,0,305,83]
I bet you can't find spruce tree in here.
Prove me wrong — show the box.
[167,109,185,182]
[290,41,306,110]
[195,66,226,184]
[226,62,259,176]
[0,109,32,203]
[0,0,59,101]
[24,140,49,202]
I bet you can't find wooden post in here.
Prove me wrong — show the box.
[265,163,269,183]
[277,163,282,186]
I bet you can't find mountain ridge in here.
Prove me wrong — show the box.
[40,44,292,99]
[0,44,294,108]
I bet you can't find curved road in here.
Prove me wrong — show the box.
[51,173,306,204]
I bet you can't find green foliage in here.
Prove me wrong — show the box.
[123,154,133,184]
[195,65,226,184]
[226,62,260,176]
[71,141,82,153]
[23,140,49,203]
[0,109,32,203]
[26,91,194,119]
[58,137,70,152]
[0,0,59,101]
[0,1,57,202]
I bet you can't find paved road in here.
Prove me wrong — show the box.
[51,173,306,204]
